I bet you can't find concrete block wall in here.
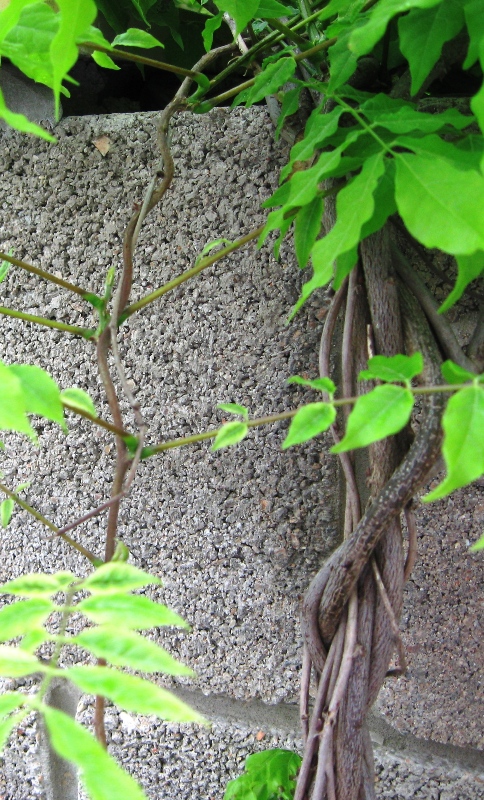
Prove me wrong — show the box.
[0,109,483,798]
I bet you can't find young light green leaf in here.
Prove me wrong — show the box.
[283,403,336,449]
[211,421,248,451]
[19,628,49,652]
[1,2,59,87]
[92,50,120,69]
[112,28,165,49]
[245,57,297,108]
[441,360,477,384]
[0,711,27,752]
[294,196,323,269]
[0,499,14,528]
[470,533,484,552]
[61,387,97,416]
[50,0,98,118]
[217,403,249,420]
[213,0,259,37]
[78,562,161,594]
[395,154,484,255]
[42,706,148,800]
[78,593,189,629]
[0,572,75,597]
[8,364,66,430]
[0,598,53,641]
[202,12,223,52]
[350,0,443,57]
[288,376,336,394]
[64,666,204,722]
[112,539,130,562]
[424,386,484,500]
[439,251,484,312]
[399,0,465,95]
[74,626,194,675]
[224,749,302,800]
[0,361,36,440]
[0,691,26,717]
[0,645,44,677]
[0,249,13,283]
[332,385,414,452]
[195,238,232,266]
[359,353,423,383]
[296,152,385,310]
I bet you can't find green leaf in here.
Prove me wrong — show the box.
[359,159,397,240]
[283,403,336,448]
[74,626,194,675]
[1,3,59,88]
[0,645,43,677]
[112,28,164,49]
[463,0,484,69]
[42,706,148,800]
[92,50,120,69]
[0,0,45,41]
[112,540,130,562]
[0,711,27,752]
[19,629,48,652]
[0,572,75,596]
[280,105,345,181]
[0,499,14,528]
[399,0,465,95]
[76,23,112,49]
[224,749,302,800]
[294,196,323,269]
[0,362,36,439]
[195,238,233,266]
[0,87,54,139]
[470,533,484,552]
[438,251,484,312]
[359,352,423,383]
[8,364,66,430]
[50,0,97,118]
[202,11,223,51]
[0,249,13,283]
[395,154,484,255]
[350,0,444,57]
[424,386,484,500]
[328,30,359,91]
[79,562,161,594]
[64,666,204,722]
[258,0,294,16]
[213,0,259,37]
[61,387,97,416]
[441,360,477,384]
[394,134,482,171]
[245,57,297,108]
[211,421,248,451]
[361,95,472,134]
[332,385,414,452]
[0,598,53,641]
[78,593,189,629]
[275,86,301,141]
[217,403,249,420]
[0,691,26,717]
[297,152,385,308]
[288,375,336,394]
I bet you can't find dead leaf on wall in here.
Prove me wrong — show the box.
[93,135,111,156]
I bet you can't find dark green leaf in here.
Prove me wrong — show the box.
[74,626,194,675]
[211,421,248,451]
[424,386,484,500]
[9,365,65,430]
[0,572,75,596]
[395,154,484,255]
[358,353,423,383]
[294,196,323,269]
[202,12,223,52]
[275,87,301,141]
[332,385,414,452]
[399,0,464,95]
[463,0,484,69]
[282,403,336,448]
[288,376,336,394]
[0,645,43,677]
[64,666,205,721]
[112,28,164,49]
[0,598,53,641]
[439,251,484,312]
[78,593,189,629]
[42,706,148,800]
[78,562,161,594]
[224,749,302,800]
[441,360,477,384]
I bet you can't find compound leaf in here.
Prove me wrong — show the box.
[0,598,53,641]
[78,562,161,594]
[74,626,193,675]
[0,572,75,596]
[78,593,189,629]
[0,645,43,677]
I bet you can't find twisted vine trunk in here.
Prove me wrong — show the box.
[296,224,445,799]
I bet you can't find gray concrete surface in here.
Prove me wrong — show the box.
[0,63,58,129]
[0,108,483,798]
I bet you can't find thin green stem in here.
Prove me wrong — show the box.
[119,225,264,323]
[0,482,101,565]
[83,43,206,80]
[0,252,94,298]
[0,306,93,337]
